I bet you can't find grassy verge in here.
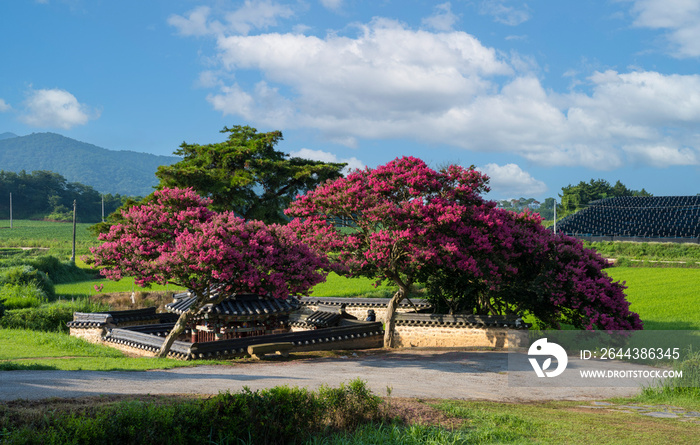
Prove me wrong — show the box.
[422,399,700,445]
[0,329,229,371]
[2,391,698,445]
[587,241,700,263]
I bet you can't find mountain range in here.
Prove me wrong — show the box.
[0,132,179,196]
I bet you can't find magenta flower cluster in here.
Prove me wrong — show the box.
[286,156,642,331]
[91,188,328,300]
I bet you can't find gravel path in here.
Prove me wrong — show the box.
[0,350,659,402]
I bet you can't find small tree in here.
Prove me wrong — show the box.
[91,188,328,358]
[285,156,490,347]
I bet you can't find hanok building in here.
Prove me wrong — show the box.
[165,291,300,343]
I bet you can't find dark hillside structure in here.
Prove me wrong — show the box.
[556,195,700,243]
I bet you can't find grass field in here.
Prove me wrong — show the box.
[0,328,228,371]
[606,267,700,331]
[0,219,97,258]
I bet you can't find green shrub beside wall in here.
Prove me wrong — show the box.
[0,379,382,444]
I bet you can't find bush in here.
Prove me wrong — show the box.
[318,378,382,431]
[0,297,109,332]
[0,380,382,444]
[0,265,55,300]
[0,255,93,285]
[0,305,75,332]
[0,282,47,309]
[27,255,93,284]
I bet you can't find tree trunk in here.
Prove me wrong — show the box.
[156,309,194,358]
[383,288,406,348]
[156,289,232,359]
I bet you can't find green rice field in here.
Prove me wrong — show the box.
[605,267,700,331]
[0,219,97,258]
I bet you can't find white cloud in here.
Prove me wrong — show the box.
[479,1,531,26]
[210,17,511,132]
[422,2,459,32]
[0,99,11,112]
[289,148,364,174]
[476,163,547,197]
[629,0,700,58]
[168,1,294,37]
[320,0,343,11]
[168,6,215,36]
[181,15,700,170]
[20,88,98,129]
[622,144,699,167]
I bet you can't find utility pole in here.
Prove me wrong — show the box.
[553,199,557,235]
[71,200,76,263]
[101,195,105,222]
[9,193,12,229]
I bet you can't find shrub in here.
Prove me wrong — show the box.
[318,378,382,431]
[0,265,55,300]
[0,297,109,332]
[0,282,47,309]
[27,255,93,284]
[0,380,383,444]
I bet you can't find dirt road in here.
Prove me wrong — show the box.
[0,350,658,402]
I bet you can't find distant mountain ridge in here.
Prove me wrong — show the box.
[0,132,180,196]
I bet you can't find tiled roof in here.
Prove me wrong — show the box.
[103,321,384,360]
[165,292,300,317]
[299,296,431,308]
[66,308,176,329]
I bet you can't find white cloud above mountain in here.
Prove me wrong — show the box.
[19,88,98,129]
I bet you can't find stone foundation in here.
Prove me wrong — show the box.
[393,325,527,349]
[68,327,104,344]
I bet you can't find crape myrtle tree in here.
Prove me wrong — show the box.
[91,188,328,358]
[154,125,346,224]
[285,156,493,347]
[286,157,642,348]
[423,207,643,331]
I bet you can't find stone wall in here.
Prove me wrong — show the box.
[393,325,527,348]
[392,313,528,349]
[68,327,104,344]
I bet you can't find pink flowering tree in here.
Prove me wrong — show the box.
[91,188,328,358]
[286,157,642,347]
[285,156,491,347]
[421,208,642,331]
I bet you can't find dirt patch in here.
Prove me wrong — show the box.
[383,397,465,429]
[90,291,176,312]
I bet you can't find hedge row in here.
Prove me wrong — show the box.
[0,379,382,444]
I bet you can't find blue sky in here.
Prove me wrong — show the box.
[1,0,699,202]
